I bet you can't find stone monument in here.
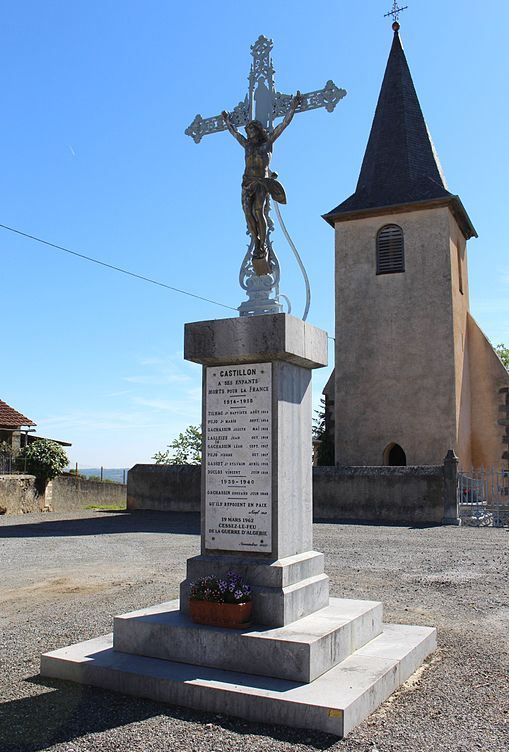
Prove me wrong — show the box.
[40,32,436,738]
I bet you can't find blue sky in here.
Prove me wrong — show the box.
[1,1,508,467]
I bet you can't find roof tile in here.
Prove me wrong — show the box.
[0,400,36,428]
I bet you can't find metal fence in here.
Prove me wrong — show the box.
[0,453,27,474]
[0,455,128,484]
[68,466,129,484]
[458,467,509,527]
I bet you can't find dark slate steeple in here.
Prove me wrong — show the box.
[324,25,476,238]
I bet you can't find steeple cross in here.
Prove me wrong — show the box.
[185,35,346,143]
[384,2,408,23]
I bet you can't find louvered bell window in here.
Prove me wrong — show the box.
[376,224,405,275]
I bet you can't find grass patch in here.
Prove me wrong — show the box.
[84,503,127,511]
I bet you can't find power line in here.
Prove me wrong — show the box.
[0,222,237,312]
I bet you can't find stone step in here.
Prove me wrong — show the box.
[41,622,436,737]
[184,550,326,588]
[181,550,330,627]
[113,597,383,683]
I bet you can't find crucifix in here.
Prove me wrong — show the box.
[185,35,346,317]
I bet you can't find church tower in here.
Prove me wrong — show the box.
[323,23,509,468]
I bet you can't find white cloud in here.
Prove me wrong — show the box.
[37,352,203,465]
[123,373,190,385]
[131,397,196,414]
[38,409,168,432]
[123,354,193,385]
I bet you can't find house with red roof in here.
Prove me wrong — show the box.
[0,399,71,456]
[0,399,37,454]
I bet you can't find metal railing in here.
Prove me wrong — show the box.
[458,467,509,527]
[67,466,129,484]
[1,455,128,484]
[0,453,26,474]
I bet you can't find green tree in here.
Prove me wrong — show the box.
[495,343,509,370]
[17,439,68,491]
[153,425,202,465]
[313,397,334,466]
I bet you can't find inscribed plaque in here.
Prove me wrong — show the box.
[205,362,272,552]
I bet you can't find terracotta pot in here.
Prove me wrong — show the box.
[189,599,252,628]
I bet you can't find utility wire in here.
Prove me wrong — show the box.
[0,222,237,312]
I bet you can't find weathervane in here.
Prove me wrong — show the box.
[384,1,408,24]
[185,35,346,317]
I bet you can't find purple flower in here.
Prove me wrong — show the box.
[188,572,252,604]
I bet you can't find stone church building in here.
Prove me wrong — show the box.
[322,24,509,469]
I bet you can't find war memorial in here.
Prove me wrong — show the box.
[41,15,437,738]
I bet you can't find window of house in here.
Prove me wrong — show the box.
[376,224,405,275]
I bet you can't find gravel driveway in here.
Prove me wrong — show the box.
[0,510,507,752]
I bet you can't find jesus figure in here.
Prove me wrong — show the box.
[222,92,302,275]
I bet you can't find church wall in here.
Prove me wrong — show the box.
[457,331,473,468]
[448,215,473,467]
[467,314,509,468]
[334,206,458,465]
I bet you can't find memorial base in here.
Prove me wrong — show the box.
[180,550,329,627]
[41,598,436,738]
[40,314,436,737]
[113,598,384,683]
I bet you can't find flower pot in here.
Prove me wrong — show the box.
[189,599,252,628]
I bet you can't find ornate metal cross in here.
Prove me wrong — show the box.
[185,35,346,317]
[384,2,408,23]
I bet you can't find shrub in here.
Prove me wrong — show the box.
[16,440,68,489]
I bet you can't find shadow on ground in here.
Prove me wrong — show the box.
[0,676,339,752]
[0,511,201,539]
[313,517,442,530]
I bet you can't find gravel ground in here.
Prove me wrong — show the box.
[0,509,507,752]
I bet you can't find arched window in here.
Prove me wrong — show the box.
[383,443,407,466]
[376,224,405,275]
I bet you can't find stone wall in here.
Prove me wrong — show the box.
[466,314,509,468]
[49,475,127,511]
[127,462,457,525]
[127,464,201,512]
[313,465,449,524]
[0,473,127,515]
[0,474,40,514]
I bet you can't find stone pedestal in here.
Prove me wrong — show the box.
[181,314,330,626]
[40,314,436,738]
